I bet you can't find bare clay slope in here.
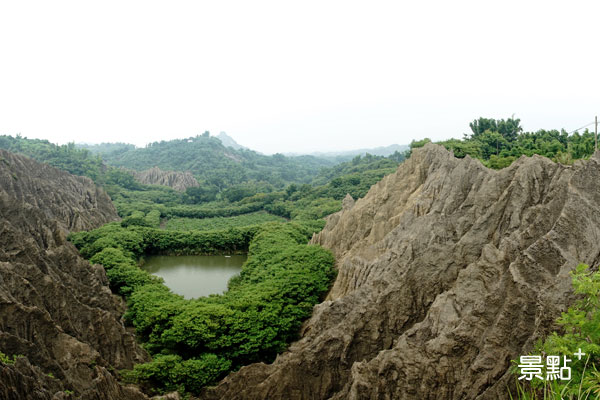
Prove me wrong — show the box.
[202,143,600,399]
[0,150,149,400]
[133,166,199,191]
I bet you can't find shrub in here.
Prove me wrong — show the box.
[122,354,231,394]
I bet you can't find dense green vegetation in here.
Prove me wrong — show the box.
[104,152,403,229]
[0,135,105,180]
[511,264,600,399]
[100,132,335,190]
[165,211,286,231]
[0,133,402,193]
[412,117,597,169]
[0,134,403,219]
[0,135,148,191]
[69,221,334,394]
[76,142,136,156]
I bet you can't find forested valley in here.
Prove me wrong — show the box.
[2,118,600,397]
[0,131,405,395]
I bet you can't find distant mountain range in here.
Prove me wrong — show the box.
[213,132,408,160]
[284,144,409,161]
[77,133,407,161]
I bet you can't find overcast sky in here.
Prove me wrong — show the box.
[1,0,599,154]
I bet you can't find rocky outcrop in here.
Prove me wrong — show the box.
[341,193,355,211]
[0,150,149,399]
[202,143,600,399]
[133,167,199,191]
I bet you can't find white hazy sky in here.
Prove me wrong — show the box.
[1,0,599,154]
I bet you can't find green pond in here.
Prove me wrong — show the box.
[141,254,247,299]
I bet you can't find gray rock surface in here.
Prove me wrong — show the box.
[133,167,199,191]
[202,143,600,399]
[0,150,149,399]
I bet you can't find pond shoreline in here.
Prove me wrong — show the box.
[137,250,248,266]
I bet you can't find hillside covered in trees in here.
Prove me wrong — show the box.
[0,135,106,180]
[96,133,336,190]
[412,116,597,169]
[0,133,405,222]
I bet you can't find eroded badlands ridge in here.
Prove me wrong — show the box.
[203,144,600,399]
[133,166,199,192]
[0,150,148,399]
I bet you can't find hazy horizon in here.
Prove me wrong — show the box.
[1,1,599,154]
[73,131,410,155]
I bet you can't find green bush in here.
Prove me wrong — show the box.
[0,351,20,365]
[144,210,161,228]
[89,247,157,296]
[122,353,231,394]
[121,211,151,228]
[72,223,145,259]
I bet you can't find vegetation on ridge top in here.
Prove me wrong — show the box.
[411,117,597,169]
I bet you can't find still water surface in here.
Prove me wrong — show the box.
[141,254,246,299]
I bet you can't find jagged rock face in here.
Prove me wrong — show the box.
[202,144,600,399]
[0,150,149,400]
[133,167,199,191]
[341,193,355,211]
